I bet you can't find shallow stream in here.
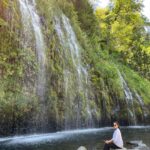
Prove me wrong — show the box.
[0,126,150,150]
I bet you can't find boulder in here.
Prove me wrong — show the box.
[77,146,87,150]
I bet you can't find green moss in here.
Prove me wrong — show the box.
[117,63,150,104]
[0,0,150,134]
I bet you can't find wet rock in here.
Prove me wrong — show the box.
[126,141,139,146]
[77,146,87,150]
[126,140,149,150]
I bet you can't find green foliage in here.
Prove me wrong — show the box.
[117,64,150,104]
[96,0,150,80]
[0,0,150,135]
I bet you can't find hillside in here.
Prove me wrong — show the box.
[0,0,150,135]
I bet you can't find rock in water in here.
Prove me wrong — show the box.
[77,146,87,150]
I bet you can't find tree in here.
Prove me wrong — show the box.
[96,0,150,80]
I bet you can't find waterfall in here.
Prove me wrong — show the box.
[54,14,94,129]
[19,0,47,130]
[145,26,150,33]
[118,70,137,125]
[135,92,148,119]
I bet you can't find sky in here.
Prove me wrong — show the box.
[90,0,150,20]
[143,0,150,20]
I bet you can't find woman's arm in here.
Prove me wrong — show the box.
[105,139,113,144]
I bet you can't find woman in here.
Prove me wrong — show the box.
[103,121,123,150]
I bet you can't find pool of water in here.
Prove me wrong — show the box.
[0,126,150,150]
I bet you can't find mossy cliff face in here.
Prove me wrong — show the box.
[0,0,150,135]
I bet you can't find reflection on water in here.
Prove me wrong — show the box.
[0,126,150,150]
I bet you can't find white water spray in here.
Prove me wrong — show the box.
[118,70,137,125]
[19,0,47,129]
[54,14,94,129]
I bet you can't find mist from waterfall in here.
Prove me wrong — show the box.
[19,0,47,130]
[54,14,94,129]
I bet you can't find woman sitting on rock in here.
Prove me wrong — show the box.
[103,121,124,150]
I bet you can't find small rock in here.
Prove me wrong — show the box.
[77,146,87,150]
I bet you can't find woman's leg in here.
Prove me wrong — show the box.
[103,143,110,150]
[103,143,121,150]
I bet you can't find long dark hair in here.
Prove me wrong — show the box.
[114,121,120,128]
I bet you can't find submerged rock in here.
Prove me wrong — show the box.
[126,140,149,150]
[126,141,139,146]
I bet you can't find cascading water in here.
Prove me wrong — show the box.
[54,14,94,129]
[19,0,47,130]
[145,26,150,33]
[135,92,148,120]
[118,70,137,125]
